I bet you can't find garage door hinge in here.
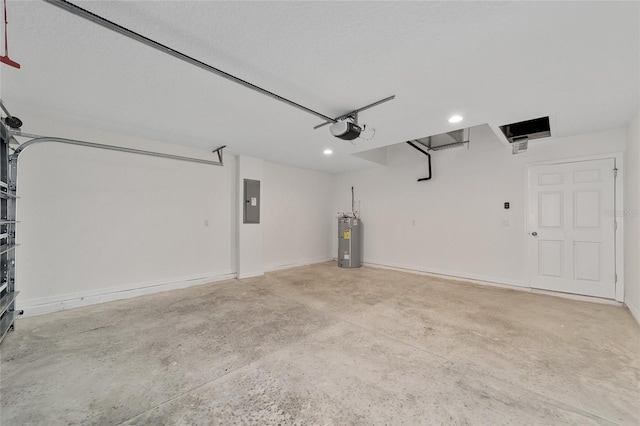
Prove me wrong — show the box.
[613,168,618,178]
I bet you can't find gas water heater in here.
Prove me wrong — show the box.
[338,187,362,268]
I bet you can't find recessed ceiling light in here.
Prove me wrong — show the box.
[448,115,463,124]
[323,149,333,155]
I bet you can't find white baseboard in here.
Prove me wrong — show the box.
[18,260,631,320]
[18,272,236,317]
[265,257,333,273]
[363,259,526,288]
[626,301,640,326]
[237,272,264,279]
[528,288,622,306]
[364,261,622,307]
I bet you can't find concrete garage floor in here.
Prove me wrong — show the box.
[1,263,639,425]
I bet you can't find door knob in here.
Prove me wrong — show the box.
[531,232,538,236]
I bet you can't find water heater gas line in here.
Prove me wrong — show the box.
[351,186,355,217]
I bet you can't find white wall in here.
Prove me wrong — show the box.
[16,127,237,315]
[14,120,335,314]
[237,157,335,277]
[333,125,627,289]
[625,110,640,322]
[14,111,631,316]
[263,162,333,271]
[236,155,263,279]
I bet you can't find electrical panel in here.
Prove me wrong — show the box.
[243,179,260,224]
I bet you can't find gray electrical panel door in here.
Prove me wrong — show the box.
[243,179,260,224]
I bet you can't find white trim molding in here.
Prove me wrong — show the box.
[264,257,333,273]
[365,261,622,307]
[18,272,236,317]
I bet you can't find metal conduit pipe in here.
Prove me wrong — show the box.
[406,140,432,182]
[42,0,338,124]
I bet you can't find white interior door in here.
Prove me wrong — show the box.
[528,158,616,299]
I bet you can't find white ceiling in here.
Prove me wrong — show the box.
[2,1,638,173]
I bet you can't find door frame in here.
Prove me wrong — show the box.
[525,152,625,302]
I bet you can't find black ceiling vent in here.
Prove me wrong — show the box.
[499,116,551,143]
